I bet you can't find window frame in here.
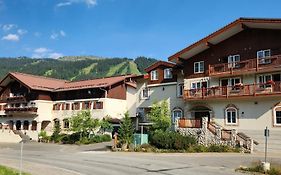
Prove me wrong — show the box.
[273,106,281,126]
[141,87,150,100]
[63,119,70,129]
[225,107,238,125]
[150,70,158,81]
[257,49,271,64]
[177,83,184,97]
[228,54,240,68]
[172,108,183,123]
[194,61,204,74]
[164,68,173,79]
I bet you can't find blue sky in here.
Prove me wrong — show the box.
[0,0,280,60]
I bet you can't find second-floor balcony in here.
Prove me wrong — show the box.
[184,81,281,100]
[209,55,281,77]
[4,106,38,114]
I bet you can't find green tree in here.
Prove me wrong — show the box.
[70,110,100,140]
[148,100,171,132]
[118,112,134,149]
[51,120,61,143]
[100,117,113,134]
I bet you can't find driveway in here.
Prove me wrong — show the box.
[0,142,280,175]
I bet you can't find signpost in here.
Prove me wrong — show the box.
[262,126,270,172]
[264,126,269,163]
[19,138,28,175]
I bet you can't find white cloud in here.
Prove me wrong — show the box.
[60,30,66,37]
[56,0,97,8]
[50,30,66,40]
[48,52,63,59]
[2,34,19,41]
[50,33,58,40]
[2,24,17,31]
[34,47,50,54]
[17,29,27,35]
[32,47,63,59]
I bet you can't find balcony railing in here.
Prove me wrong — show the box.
[178,118,202,128]
[209,55,281,76]
[184,81,281,100]
[6,95,27,103]
[4,106,38,114]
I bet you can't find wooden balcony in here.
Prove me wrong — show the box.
[4,106,38,115]
[209,55,281,77]
[184,81,281,100]
[178,118,202,128]
[6,95,27,103]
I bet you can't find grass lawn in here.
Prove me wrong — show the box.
[0,165,30,175]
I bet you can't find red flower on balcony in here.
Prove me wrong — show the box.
[266,80,275,85]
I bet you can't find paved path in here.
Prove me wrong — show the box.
[0,142,280,175]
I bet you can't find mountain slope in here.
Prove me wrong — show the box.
[0,56,157,81]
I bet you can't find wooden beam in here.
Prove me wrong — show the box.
[241,23,249,30]
[206,42,214,47]
[177,57,185,62]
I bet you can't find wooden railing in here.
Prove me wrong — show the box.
[4,107,38,113]
[207,122,217,134]
[209,55,281,76]
[221,129,232,141]
[178,119,202,128]
[184,81,281,100]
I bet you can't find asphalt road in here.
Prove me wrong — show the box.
[0,142,280,175]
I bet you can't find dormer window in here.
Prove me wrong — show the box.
[194,61,204,73]
[257,49,271,64]
[164,68,173,79]
[151,70,158,81]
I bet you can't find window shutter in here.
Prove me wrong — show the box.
[71,103,74,110]
[100,102,103,109]
[61,103,65,110]
[82,102,85,110]
[53,104,56,110]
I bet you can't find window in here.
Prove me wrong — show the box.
[172,109,183,123]
[72,102,80,110]
[194,61,204,73]
[83,101,91,110]
[164,68,173,79]
[225,107,238,125]
[65,103,70,110]
[220,77,241,89]
[63,119,69,129]
[257,49,271,64]
[141,87,150,99]
[151,70,158,80]
[228,55,240,68]
[273,106,281,126]
[95,101,103,109]
[191,81,208,89]
[258,74,272,88]
[177,83,184,97]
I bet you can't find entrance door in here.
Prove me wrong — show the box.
[272,74,281,92]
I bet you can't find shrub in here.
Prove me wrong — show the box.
[38,131,51,143]
[150,130,196,150]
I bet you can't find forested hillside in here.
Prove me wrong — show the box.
[0,56,158,81]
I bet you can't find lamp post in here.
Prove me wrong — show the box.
[19,138,28,175]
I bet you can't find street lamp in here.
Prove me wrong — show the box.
[19,138,29,175]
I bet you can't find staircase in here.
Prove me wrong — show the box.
[239,129,281,153]
[12,130,31,141]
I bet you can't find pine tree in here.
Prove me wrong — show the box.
[118,111,134,150]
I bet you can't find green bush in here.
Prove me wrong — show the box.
[38,131,51,143]
[150,130,196,150]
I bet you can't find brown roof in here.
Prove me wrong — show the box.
[144,61,176,73]
[8,72,68,91]
[168,17,281,61]
[0,72,137,92]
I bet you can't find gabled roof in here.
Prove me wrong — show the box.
[144,61,176,73]
[0,72,68,91]
[168,18,281,62]
[0,72,137,92]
